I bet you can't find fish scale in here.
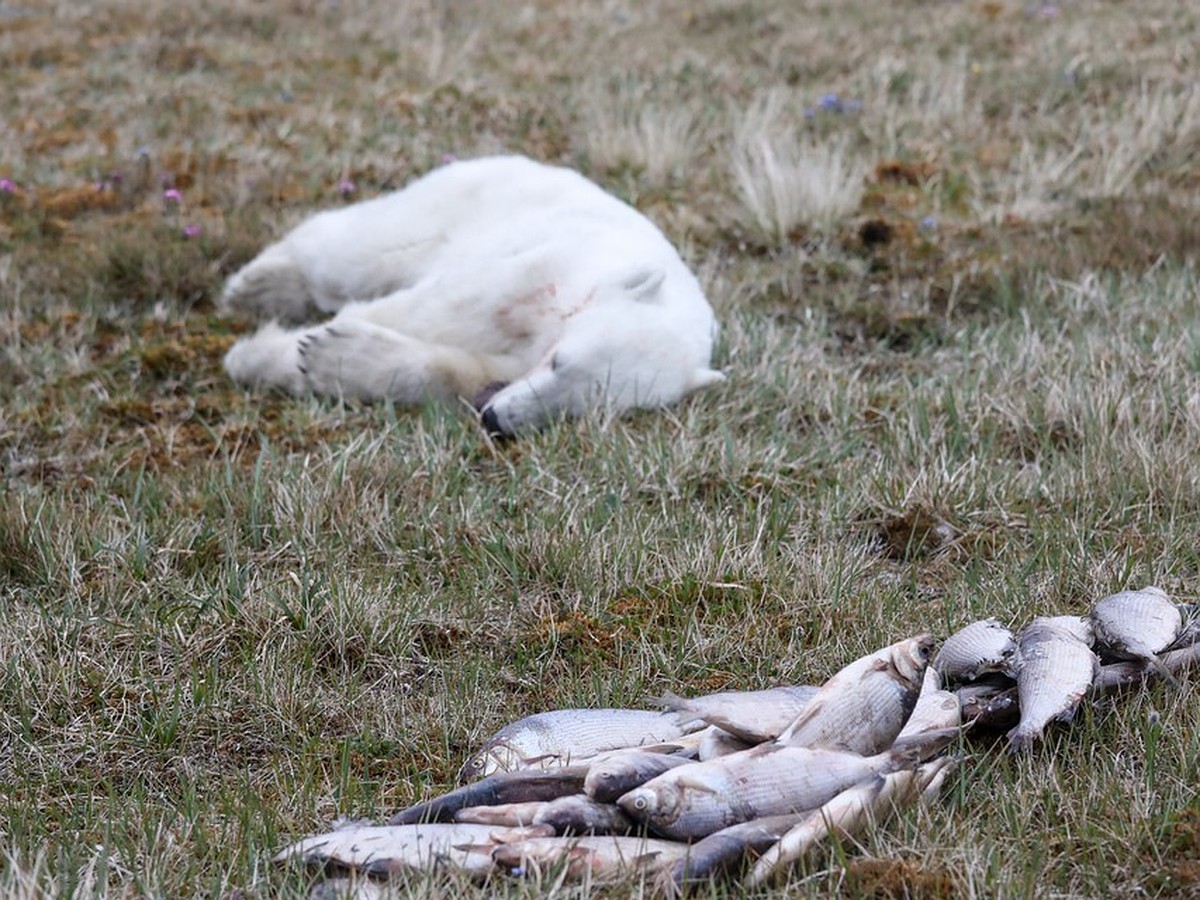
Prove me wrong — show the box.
[662,812,817,890]
[492,834,691,880]
[1091,586,1182,673]
[458,708,695,782]
[617,743,911,840]
[658,685,820,743]
[273,822,549,877]
[584,750,696,802]
[934,618,1018,683]
[776,634,934,754]
[1008,617,1099,752]
[746,756,960,886]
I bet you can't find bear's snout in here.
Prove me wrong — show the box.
[479,404,508,438]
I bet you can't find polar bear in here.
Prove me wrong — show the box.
[221,155,724,436]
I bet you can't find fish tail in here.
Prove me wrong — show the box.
[888,727,959,767]
[1006,725,1039,754]
[916,755,961,803]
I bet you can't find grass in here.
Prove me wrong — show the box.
[2,0,1200,896]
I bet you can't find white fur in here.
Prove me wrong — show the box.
[221,155,723,435]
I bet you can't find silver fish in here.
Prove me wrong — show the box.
[584,750,697,803]
[933,618,1018,684]
[745,755,959,887]
[454,801,546,827]
[274,822,548,878]
[660,812,816,893]
[1166,612,1200,651]
[1091,586,1182,683]
[531,795,634,835]
[1097,640,1200,691]
[958,682,1020,731]
[1037,614,1094,645]
[617,729,954,840]
[492,834,692,882]
[455,795,632,834]
[896,667,961,738]
[658,685,820,743]
[775,634,935,754]
[459,708,695,782]
[389,766,588,825]
[1008,616,1099,752]
[697,725,754,760]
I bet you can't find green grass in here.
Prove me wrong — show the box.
[3,0,1200,896]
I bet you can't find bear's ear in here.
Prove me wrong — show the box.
[689,368,726,391]
[622,268,666,302]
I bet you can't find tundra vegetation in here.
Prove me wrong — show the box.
[2,0,1200,896]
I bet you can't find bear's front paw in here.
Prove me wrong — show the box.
[221,248,317,323]
[296,321,412,401]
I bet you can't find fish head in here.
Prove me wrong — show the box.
[617,783,675,826]
[457,740,523,783]
[891,634,936,686]
[457,751,493,784]
[585,770,621,801]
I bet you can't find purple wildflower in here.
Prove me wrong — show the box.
[0,178,16,193]
[818,93,843,112]
[182,223,202,239]
[163,188,183,203]
[919,215,938,232]
[337,179,357,196]
[441,152,458,165]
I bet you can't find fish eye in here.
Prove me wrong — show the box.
[633,796,648,811]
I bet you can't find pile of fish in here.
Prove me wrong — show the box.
[276,586,1199,896]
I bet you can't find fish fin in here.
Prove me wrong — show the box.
[638,741,688,755]
[1006,726,1038,754]
[672,773,721,794]
[518,752,563,767]
[889,727,959,765]
[654,690,692,711]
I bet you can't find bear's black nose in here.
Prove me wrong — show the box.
[480,405,505,437]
